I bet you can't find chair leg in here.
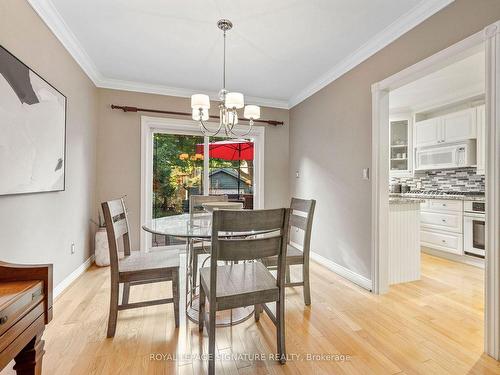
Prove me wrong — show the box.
[173,270,180,328]
[303,261,311,306]
[122,282,130,305]
[107,279,119,338]
[199,284,205,332]
[254,304,261,322]
[208,305,216,375]
[285,264,291,284]
[276,298,286,364]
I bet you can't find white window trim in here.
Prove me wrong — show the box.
[140,115,265,252]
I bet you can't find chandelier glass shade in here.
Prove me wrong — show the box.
[190,19,260,138]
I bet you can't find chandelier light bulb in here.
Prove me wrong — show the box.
[192,108,209,121]
[244,105,260,120]
[191,94,210,110]
[225,92,244,109]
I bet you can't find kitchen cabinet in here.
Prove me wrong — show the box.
[420,199,464,255]
[415,107,477,147]
[414,117,441,147]
[389,115,412,176]
[476,104,486,175]
[441,108,476,143]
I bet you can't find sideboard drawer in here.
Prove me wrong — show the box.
[0,281,43,337]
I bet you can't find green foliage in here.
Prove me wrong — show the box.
[152,134,237,218]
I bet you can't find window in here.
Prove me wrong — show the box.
[141,117,264,251]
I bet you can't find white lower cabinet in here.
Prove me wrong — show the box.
[420,229,463,255]
[420,199,464,255]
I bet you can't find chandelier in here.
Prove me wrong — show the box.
[191,19,260,138]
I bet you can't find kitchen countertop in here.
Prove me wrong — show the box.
[390,193,485,201]
[389,197,426,205]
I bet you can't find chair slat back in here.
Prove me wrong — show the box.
[212,209,286,233]
[102,198,131,274]
[210,208,290,293]
[289,198,316,257]
[217,236,282,261]
[189,195,228,219]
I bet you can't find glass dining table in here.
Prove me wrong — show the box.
[142,213,260,326]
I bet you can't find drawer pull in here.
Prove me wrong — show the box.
[0,316,7,325]
[442,219,447,223]
[442,240,447,243]
[32,290,42,300]
[442,204,447,207]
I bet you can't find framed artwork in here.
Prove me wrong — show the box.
[0,45,66,196]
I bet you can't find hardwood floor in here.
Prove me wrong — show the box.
[2,253,499,375]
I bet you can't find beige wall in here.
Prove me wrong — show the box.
[97,89,289,249]
[289,0,500,279]
[0,1,98,285]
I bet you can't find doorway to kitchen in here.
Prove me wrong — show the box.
[371,22,500,359]
[140,116,265,252]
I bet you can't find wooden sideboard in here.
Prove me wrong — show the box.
[0,262,53,375]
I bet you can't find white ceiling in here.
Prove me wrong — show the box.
[29,0,454,108]
[390,49,485,112]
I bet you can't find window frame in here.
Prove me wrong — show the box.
[140,116,265,252]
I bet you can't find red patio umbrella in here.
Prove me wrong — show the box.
[196,140,254,199]
[195,140,254,161]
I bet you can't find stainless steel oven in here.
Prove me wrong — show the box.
[463,201,485,258]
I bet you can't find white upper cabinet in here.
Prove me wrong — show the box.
[441,108,476,143]
[389,115,413,176]
[415,107,477,148]
[476,104,486,175]
[414,117,441,147]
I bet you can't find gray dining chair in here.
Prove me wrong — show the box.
[102,198,180,337]
[198,208,290,375]
[189,195,228,296]
[262,198,316,305]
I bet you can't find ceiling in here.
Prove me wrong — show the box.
[29,0,454,108]
[390,48,485,113]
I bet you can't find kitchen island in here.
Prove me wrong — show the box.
[389,197,425,284]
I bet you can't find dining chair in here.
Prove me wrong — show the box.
[198,208,290,375]
[189,194,228,295]
[262,198,316,305]
[101,198,180,338]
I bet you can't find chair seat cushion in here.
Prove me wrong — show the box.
[200,262,279,310]
[262,244,304,267]
[119,250,180,275]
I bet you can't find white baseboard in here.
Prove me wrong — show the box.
[421,246,484,269]
[310,251,372,291]
[54,255,95,299]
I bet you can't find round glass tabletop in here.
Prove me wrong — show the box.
[142,213,212,239]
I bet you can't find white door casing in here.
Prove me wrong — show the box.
[371,22,500,359]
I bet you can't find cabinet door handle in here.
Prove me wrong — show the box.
[0,316,7,325]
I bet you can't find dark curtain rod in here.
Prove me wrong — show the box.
[110,105,284,126]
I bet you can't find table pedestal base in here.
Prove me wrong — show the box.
[186,296,254,327]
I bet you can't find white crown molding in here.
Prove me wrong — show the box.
[27,0,102,84]
[27,0,289,109]
[97,77,290,109]
[288,0,455,108]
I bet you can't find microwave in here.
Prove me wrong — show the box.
[415,141,476,171]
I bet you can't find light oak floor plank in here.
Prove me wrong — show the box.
[2,253,499,375]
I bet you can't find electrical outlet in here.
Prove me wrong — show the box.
[295,170,300,178]
[71,243,75,254]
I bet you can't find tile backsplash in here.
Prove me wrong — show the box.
[390,168,484,192]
